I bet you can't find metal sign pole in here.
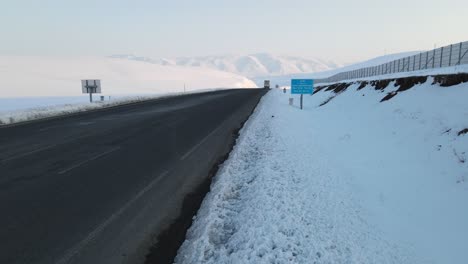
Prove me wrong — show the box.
[300,94,303,110]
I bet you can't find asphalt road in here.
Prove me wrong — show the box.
[0,88,267,264]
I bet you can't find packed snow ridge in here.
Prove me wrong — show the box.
[176,73,468,264]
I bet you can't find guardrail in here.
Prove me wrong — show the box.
[315,41,468,84]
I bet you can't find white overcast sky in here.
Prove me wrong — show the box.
[1,0,467,63]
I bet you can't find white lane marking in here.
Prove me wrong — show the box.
[1,134,91,164]
[180,125,224,161]
[76,121,95,126]
[38,125,61,132]
[57,147,121,175]
[55,170,169,264]
[1,144,58,163]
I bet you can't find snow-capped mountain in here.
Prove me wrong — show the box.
[110,53,344,78]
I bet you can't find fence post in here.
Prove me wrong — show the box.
[440,46,444,67]
[458,42,463,65]
[418,52,422,70]
[449,44,453,66]
[425,52,429,69]
[432,49,436,68]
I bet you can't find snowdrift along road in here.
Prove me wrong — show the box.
[176,74,468,264]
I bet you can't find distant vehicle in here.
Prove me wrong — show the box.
[264,80,270,89]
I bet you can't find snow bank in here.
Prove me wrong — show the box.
[0,56,257,98]
[309,76,468,264]
[176,76,468,263]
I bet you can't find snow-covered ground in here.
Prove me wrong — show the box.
[0,56,256,98]
[0,55,257,123]
[176,78,468,263]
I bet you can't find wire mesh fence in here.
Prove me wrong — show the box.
[315,41,468,84]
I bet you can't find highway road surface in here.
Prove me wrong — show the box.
[0,88,267,264]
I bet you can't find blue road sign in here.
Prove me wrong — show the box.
[291,79,314,94]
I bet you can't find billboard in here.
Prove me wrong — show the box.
[81,80,102,94]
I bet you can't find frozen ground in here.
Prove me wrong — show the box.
[176,78,468,263]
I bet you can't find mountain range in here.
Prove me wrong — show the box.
[110,53,345,79]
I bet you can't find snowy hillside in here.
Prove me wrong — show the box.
[176,74,468,263]
[110,53,343,78]
[0,56,257,98]
[259,51,421,87]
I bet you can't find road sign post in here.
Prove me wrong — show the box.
[81,80,102,103]
[300,94,303,109]
[291,79,314,110]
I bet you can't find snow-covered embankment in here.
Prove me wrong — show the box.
[176,74,468,263]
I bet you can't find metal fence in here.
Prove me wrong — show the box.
[315,41,468,84]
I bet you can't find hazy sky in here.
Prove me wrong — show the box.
[1,0,467,63]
